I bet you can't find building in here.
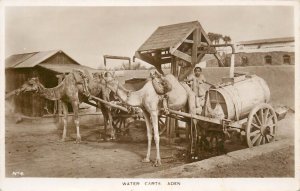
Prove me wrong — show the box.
[5,50,97,117]
[233,37,295,66]
[201,37,295,67]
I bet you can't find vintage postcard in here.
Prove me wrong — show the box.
[0,0,299,191]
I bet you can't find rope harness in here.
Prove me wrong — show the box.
[72,69,91,98]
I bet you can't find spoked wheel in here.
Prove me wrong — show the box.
[246,103,278,148]
[111,108,131,136]
[112,116,127,133]
[207,130,226,154]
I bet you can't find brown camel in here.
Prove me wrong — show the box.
[18,70,115,143]
[102,71,197,166]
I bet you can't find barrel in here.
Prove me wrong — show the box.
[207,75,270,120]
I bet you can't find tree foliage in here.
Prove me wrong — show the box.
[222,36,232,45]
[208,32,232,45]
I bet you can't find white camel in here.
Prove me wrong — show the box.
[102,71,196,166]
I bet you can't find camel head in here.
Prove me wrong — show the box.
[92,72,106,85]
[18,77,41,94]
[102,71,119,93]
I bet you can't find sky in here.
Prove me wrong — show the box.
[5,5,295,69]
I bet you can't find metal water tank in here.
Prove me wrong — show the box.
[207,75,270,120]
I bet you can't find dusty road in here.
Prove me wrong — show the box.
[5,119,186,178]
[5,112,294,178]
[203,111,295,178]
[200,145,294,177]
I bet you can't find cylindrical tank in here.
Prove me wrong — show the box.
[207,75,270,120]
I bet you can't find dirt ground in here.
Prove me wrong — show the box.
[5,119,186,178]
[5,112,294,178]
[205,111,295,178]
[200,145,294,177]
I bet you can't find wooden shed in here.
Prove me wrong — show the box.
[5,50,96,117]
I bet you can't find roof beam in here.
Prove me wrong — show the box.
[197,47,217,54]
[196,53,205,64]
[183,39,194,44]
[159,58,172,64]
[172,50,192,63]
[134,51,164,74]
[134,52,155,65]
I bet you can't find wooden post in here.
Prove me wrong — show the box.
[192,28,199,67]
[165,56,179,142]
[198,28,202,47]
[229,54,235,78]
[166,29,200,143]
[170,56,176,77]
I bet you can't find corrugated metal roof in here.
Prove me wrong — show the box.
[137,21,199,51]
[14,50,59,68]
[5,50,81,69]
[38,63,99,74]
[5,52,37,69]
[237,37,294,45]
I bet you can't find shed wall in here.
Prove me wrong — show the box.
[5,53,79,117]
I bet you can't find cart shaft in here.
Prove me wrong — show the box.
[89,95,129,112]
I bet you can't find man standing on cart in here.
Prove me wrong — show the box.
[175,44,207,115]
[185,66,207,115]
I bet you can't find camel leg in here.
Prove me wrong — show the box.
[141,111,152,163]
[104,118,108,141]
[108,111,115,140]
[71,101,81,143]
[98,102,107,141]
[151,111,161,167]
[61,102,68,142]
[103,112,108,141]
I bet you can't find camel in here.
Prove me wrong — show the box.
[18,70,115,143]
[102,70,197,166]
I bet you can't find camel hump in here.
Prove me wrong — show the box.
[150,70,172,95]
[71,69,91,97]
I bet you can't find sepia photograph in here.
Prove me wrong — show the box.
[0,1,299,191]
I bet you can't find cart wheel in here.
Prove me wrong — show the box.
[111,108,129,135]
[246,103,277,148]
[112,117,127,134]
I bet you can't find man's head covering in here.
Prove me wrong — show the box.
[194,66,202,72]
[194,62,206,72]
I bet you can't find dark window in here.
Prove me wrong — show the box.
[264,55,272,65]
[283,55,291,64]
[241,56,248,66]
